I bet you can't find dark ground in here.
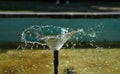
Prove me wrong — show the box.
[0,1,120,12]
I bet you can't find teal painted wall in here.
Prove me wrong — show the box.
[0,18,120,42]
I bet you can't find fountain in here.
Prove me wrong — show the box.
[1,24,118,74]
[21,25,82,74]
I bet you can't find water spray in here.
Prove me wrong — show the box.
[21,25,81,74]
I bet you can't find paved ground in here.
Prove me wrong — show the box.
[0,1,120,12]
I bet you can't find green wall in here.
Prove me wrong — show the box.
[0,18,120,42]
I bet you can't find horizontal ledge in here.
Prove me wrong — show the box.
[0,11,120,15]
[0,11,120,18]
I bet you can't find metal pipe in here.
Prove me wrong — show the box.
[54,50,59,74]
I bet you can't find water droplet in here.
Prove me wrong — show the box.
[66,61,69,64]
[45,65,50,68]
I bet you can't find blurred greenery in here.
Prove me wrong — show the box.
[0,49,120,74]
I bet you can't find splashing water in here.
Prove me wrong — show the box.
[21,25,83,50]
[18,24,104,50]
[5,24,118,74]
